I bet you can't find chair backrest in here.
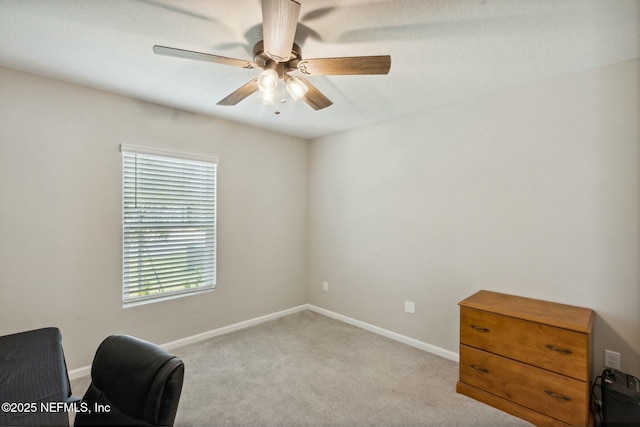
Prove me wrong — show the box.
[74,335,184,427]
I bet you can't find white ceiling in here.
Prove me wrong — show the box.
[1,0,639,139]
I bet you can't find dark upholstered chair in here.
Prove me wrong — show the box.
[74,335,184,427]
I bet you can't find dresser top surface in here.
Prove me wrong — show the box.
[459,290,594,333]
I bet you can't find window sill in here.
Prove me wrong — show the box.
[122,287,215,309]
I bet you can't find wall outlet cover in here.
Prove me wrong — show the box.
[604,349,621,370]
[404,301,416,314]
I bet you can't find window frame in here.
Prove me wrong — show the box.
[120,144,218,307]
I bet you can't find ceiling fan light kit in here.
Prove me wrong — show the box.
[257,69,279,93]
[285,77,308,101]
[257,87,278,105]
[153,0,391,111]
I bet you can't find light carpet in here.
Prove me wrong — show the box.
[71,310,534,426]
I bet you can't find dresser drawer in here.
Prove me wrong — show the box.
[460,307,589,380]
[460,345,589,426]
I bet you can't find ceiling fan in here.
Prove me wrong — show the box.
[153,0,391,111]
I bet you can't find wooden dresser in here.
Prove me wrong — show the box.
[456,290,594,427]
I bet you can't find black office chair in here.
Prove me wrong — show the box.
[74,335,184,427]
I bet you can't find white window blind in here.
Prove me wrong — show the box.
[121,145,217,304]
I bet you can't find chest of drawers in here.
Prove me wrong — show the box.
[456,290,594,427]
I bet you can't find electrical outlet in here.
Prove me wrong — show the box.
[604,349,621,370]
[322,281,328,292]
[404,301,416,314]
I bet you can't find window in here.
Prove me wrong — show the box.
[121,145,217,305]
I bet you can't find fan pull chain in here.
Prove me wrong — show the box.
[280,80,286,103]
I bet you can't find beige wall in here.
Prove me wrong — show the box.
[308,58,640,377]
[1,58,639,378]
[0,67,309,369]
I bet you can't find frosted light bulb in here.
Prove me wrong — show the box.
[257,69,278,93]
[285,77,308,101]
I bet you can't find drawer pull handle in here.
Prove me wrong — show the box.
[470,325,490,332]
[470,364,489,373]
[545,344,573,354]
[544,389,572,401]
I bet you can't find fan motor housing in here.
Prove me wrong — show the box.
[253,41,301,71]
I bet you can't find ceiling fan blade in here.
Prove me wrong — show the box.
[217,78,259,106]
[296,56,391,76]
[153,45,258,69]
[262,0,300,62]
[298,78,332,111]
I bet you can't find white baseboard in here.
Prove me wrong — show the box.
[305,304,459,363]
[68,303,458,380]
[68,305,308,380]
[160,305,309,350]
[68,365,92,380]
